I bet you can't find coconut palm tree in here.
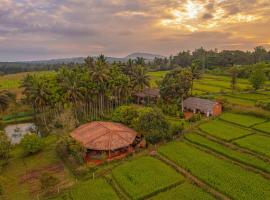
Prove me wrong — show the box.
[130,65,150,91]
[134,57,145,66]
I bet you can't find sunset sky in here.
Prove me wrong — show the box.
[0,0,270,61]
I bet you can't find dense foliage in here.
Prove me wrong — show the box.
[21,133,43,155]
[56,136,86,165]
[160,68,192,104]
[249,69,267,90]
[112,105,183,144]
[21,55,150,131]
[40,172,60,193]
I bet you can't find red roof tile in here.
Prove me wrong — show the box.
[70,121,137,151]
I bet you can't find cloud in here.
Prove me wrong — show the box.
[0,0,269,61]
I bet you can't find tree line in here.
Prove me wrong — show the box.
[0,46,269,74]
[21,55,151,131]
[150,46,270,71]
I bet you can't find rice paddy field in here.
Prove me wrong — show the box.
[2,70,270,200]
[199,120,252,141]
[158,141,270,200]
[219,112,266,127]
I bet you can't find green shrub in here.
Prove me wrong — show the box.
[21,133,43,155]
[56,136,85,165]
[157,100,179,116]
[135,108,170,144]
[256,99,270,110]
[188,113,202,122]
[112,105,138,126]
[165,122,184,140]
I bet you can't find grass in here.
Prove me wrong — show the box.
[199,120,252,141]
[227,93,270,101]
[253,121,270,134]
[184,133,270,174]
[53,179,119,200]
[233,134,270,157]
[112,156,184,199]
[219,112,266,127]
[216,95,255,107]
[149,182,215,200]
[158,141,270,200]
[1,135,74,200]
[193,83,230,93]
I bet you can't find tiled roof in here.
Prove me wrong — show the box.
[183,97,218,113]
[70,121,137,151]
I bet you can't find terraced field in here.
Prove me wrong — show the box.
[22,113,269,200]
[52,179,119,200]
[219,112,266,127]
[233,134,270,157]
[158,141,270,200]
[199,120,252,141]
[253,121,270,134]
[112,156,184,199]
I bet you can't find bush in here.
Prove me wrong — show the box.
[168,122,184,138]
[40,172,60,193]
[135,108,170,144]
[0,131,11,162]
[21,133,43,155]
[157,99,179,116]
[57,136,85,165]
[188,113,202,122]
[256,100,270,111]
[53,108,76,132]
[112,105,138,126]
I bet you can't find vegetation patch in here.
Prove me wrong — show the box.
[253,121,270,134]
[112,156,184,199]
[149,182,215,200]
[233,134,270,157]
[158,141,270,200]
[199,120,252,141]
[185,133,270,174]
[52,179,119,200]
[219,112,266,127]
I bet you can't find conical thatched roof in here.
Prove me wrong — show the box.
[70,121,137,151]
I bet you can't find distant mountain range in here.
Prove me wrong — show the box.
[20,52,165,65]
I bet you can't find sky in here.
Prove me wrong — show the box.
[0,0,270,61]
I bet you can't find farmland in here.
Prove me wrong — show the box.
[199,120,252,141]
[53,179,119,200]
[253,121,270,134]
[158,141,270,200]
[219,112,266,127]
[111,156,184,199]
[1,69,270,200]
[233,134,270,157]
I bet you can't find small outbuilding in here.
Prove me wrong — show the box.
[183,97,222,117]
[134,88,160,104]
[70,121,138,163]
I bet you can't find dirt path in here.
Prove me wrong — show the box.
[153,153,230,200]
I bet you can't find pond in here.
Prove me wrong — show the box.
[4,123,37,144]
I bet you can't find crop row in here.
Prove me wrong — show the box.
[158,141,270,200]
